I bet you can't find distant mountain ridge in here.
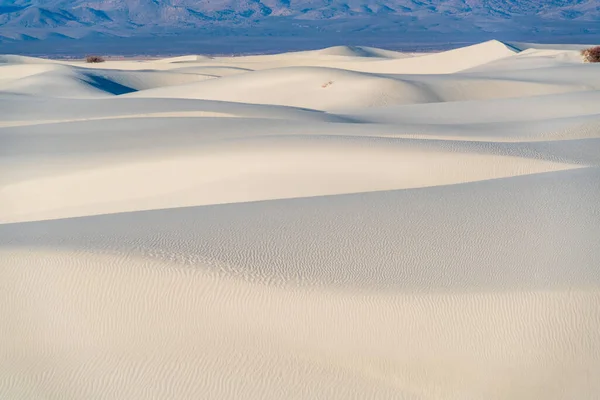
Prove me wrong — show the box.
[1,0,599,44]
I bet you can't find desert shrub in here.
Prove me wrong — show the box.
[581,46,600,63]
[86,55,105,63]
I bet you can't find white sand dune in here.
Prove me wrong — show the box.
[155,54,215,63]
[259,45,413,59]
[0,133,586,223]
[0,54,59,64]
[1,41,600,399]
[123,67,440,109]
[0,96,350,127]
[350,90,600,124]
[123,65,597,110]
[0,64,215,98]
[63,40,508,74]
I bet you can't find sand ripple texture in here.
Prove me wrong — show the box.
[1,41,600,399]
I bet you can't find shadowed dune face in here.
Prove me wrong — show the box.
[1,41,600,400]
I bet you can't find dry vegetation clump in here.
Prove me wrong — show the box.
[581,46,600,63]
[86,55,106,63]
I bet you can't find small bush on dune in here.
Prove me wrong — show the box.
[86,55,105,63]
[581,46,600,63]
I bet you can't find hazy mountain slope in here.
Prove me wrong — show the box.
[0,0,598,41]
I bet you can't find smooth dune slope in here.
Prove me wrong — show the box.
[1,41,600,400]
[124,65,600,110]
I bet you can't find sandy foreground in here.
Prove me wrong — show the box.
[1,40,600,399]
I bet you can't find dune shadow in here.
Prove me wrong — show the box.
[84,74,137,95]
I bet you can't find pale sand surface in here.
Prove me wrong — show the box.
[1,40,600,399]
